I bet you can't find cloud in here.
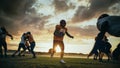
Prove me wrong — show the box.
[0,0,35,17]
[68,25,98,38]
[0,0,35,34]
[21,15,51,29]
[0,0,50,36]
[53,0,75,13]
[109,3,120,15]
[71,0,120,23]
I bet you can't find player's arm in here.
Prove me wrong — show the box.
[54,25,61,36]
[6,32,13,40]
[55,25,60,31]
[25,41,29,47]
[65,31,74,38]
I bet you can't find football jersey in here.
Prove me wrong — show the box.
[20,35,26,44]
[54,25,67,41]
[28,34,35,43]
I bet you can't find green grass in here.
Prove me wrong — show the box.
[0,55,120,68]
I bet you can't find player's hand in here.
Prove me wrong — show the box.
[71,36,74,39]
[11,37,13,40]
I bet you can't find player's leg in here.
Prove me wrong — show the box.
[94,51,98,60]
[20,44,26,56]
[59,41,64,59]
[51,40,57,58]
[12,44,21,57]
[87,50,96,59]
[0,44,3,58]
[26,46,31,52]
[59,41,66,63]
[106,51,112,61]
[107,48,112,61]
[2,41,7,57]
[99,51,104,62]
[88,43,98,59]
[106,52,110,61]
[30,42,36,58]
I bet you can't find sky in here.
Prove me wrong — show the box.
[0,0,120,54]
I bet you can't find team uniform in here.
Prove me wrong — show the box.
[96,14,120,61]
[27,32,36,58]
[0,30,8,57]
[51,25,68,63]
[12,34,27,57]
[87,32,105,59]
[0,27,13,57]
[53,25,67,53]
[50,20,73,63]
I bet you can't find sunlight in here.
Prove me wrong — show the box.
[56,45,61,52]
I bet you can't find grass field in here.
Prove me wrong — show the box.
[0,55,120,68]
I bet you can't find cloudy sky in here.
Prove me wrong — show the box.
[0,0,120,54]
